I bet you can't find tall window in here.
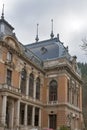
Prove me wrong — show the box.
[49,114,57,129]
[20,103,25,125]
[7,69,12,86]
[35,107,39,126]
[29,73,34,97]
[7,52,12,61]
[49,80,57,101]
[27,105,33,125]
[20,68,27,94]
[36,77,40,100]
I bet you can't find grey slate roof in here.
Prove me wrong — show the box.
[25,37,71,61]
[0,18,14,38]
[0,18,14,30]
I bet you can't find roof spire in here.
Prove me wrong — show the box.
[1,4,4,19]
[50,19,54,39]
[35,23,39,42]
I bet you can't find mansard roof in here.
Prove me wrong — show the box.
[0,16,15,40]
[0,18,14,30]
[25,37,71,61]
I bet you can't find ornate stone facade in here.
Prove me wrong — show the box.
[0,13,83,130]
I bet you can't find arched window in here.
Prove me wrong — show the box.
[29,73,34,97]
[49,80,57,101]
[36,77,40,100]
[7,51,12,61]
[20,68,27,94]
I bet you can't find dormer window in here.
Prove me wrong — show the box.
[40,47,47,54]
[7,51,12,61]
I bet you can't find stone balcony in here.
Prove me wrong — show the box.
[47,100,58,106]
[0,83,21,94]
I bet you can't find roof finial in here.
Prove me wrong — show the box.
[35,23,39,42]
[1,4,4,19]
[50,19,54,39]
[57,34,60,41]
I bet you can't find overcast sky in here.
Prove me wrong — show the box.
[0,0,87,62]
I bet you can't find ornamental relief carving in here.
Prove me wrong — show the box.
[15,59,24,72]
[4,36,22,53]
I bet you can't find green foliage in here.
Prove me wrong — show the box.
[78,62,87,128]
[78,62,87,76]
[60,126,68,130]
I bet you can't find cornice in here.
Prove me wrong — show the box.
[44,64,82,84]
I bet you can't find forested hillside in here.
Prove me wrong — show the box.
[78,63,87,128]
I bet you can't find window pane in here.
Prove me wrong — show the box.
[20,103,25,125]
[49,115,57,129]
[29,73,34,97]
[27,105,33,125]
[35,107,39,126]
[7,52,12,61]
[20,68,27,94]
[7,69,12,86]
[49,80,57,101]
[36,77,40,100]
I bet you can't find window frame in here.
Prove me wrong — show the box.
[7,51,12,62]
[6,69,12,86]
[20,68,27,94]
[49,80,57,101]
[36,77,40,100]
[29,73,34,97]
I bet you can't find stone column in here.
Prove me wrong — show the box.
[32,106,35,126]
[10,101,14,128]
[1,95,7,126]
[33,79,36,100]
[24,104,27,126]
[39,108,41,127]
[15,100,20,127]
[26,74,29,98]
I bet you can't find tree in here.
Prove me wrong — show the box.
[81,38,87,53]
[78,63,87,128]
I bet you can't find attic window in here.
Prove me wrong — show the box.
[7,51,12,61]
[40,47,47,54]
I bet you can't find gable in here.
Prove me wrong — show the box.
[3,36,22,52]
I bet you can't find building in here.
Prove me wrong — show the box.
[0,10,83,130]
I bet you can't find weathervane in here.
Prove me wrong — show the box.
[50,19,54,39]
[1,4,4,19]
[35,23,39,42]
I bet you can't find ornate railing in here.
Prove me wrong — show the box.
[0,83,21,93]
[47,100,58,105]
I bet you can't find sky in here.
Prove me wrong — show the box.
[0,0,87,62]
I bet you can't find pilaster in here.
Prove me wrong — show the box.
[1,95,7,126]
[24,104,27,126]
